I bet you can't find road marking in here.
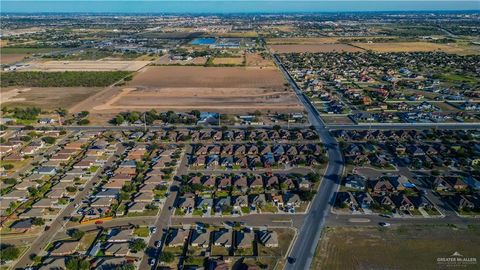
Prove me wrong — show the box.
[348,218,371,223]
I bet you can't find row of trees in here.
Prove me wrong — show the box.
[111,110,202,125]
[1,71,131,87]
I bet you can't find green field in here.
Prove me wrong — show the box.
[1,47,63,54]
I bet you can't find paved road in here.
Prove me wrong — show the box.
[327,123,480,130]
[326,213,477,228]
[13,143,125,269]
[6,123,309,132]
[273,54,345,270]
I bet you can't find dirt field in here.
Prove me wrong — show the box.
[267,37,342,44]
[22,60,150,71]
[212,57,244,65]
[155,54,207,65]
[270,44,363,53]
[1,87,103,110]
[1,54,26,65]
[353,42,476,54]
[312,226,480,270]
[245,53,276,69]
[127,66,285,88]
[78,66,302,114]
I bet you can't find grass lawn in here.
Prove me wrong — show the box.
[235,247,254,256]
[78,231,98,252]
[184,256,205,266]
[211,245,229,256]
[126,208,158,217]
[163,245,184,256]
[187,246,207,256]
[133,226,150,237]
[241,206,250,214]
[193,209,204,216]
[312,225,480,270]
[259,203,278,213]
[175,208,186,216]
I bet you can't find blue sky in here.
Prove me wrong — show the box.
[2,1,479,13]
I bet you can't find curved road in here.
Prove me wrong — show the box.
[273,55,344,270]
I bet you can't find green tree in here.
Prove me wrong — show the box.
[159,251,175,263]
[42,136,56,144]
[66,257,90,270]
[3,164,14,170]
[32,217,45,226]
[67,229,85,240]
[77,119,90,125]
[129,238,146,252]
[0,244,20,261]
[116,263,135,270]
[113,115,125,125]
[78,111,89,118]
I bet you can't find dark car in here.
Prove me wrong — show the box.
[288,257,296,264]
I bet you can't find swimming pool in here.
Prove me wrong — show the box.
[191,38,216,45]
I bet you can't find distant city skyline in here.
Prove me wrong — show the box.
[2,1,479,14]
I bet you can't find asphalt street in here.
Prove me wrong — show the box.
[274,54,345,270]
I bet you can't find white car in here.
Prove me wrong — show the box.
[149,258,156,266]
[150,227,157,234]
[379,222,391,227]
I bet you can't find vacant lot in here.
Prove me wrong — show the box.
[84,66,302,114]
[211,57,244,65]
[127,66,285,88]
[312,226,480,270]
[23,60,150,71]
[1,54,26,64]
[245,52,276,69]
[352,42,473,53]
[1,87,103,110]
[1,48,64,65]
[267,37,342,44]
[156,54,207,65]
[270,44,363,53]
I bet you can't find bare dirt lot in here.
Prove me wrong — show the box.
[22,60,150,71]
[1,54,26,65]
[313,226,480,270]
[267,37,343,44]
[155,54,207,65]
[245,52,276,69]
[127,66,286,88]
[81,66,303,114]
[212,57,244,65]
[1,87,103,110]
[353,42,478,54]
[270,44,363,53]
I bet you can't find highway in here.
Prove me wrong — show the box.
[273,54,345,270]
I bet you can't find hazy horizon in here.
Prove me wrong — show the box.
[2,1,479,14]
